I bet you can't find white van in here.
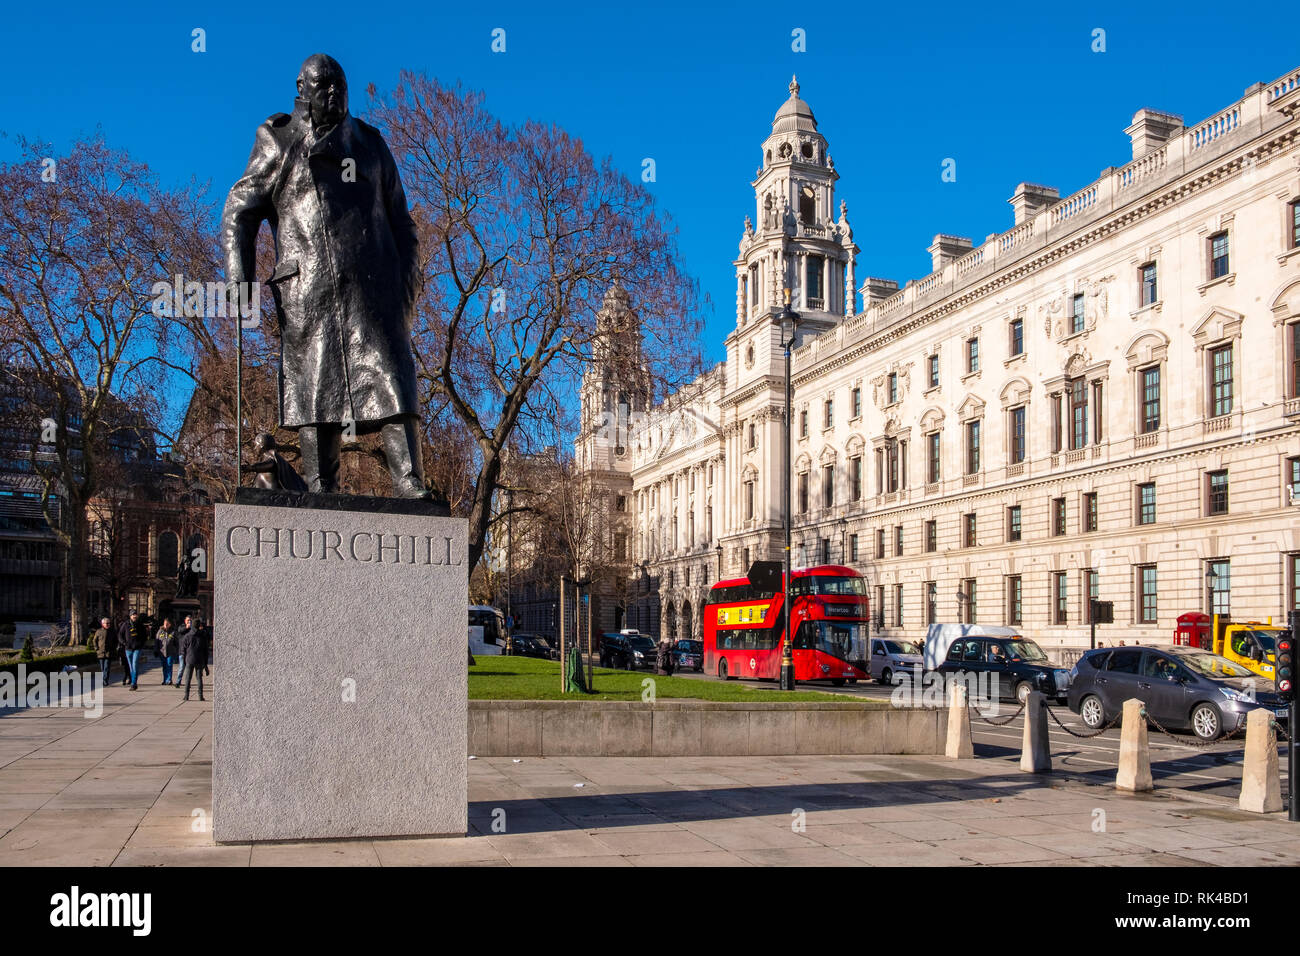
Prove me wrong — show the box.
[469,606,506,657]
[922,623,1023,671]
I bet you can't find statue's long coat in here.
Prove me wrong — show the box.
[221,101,420,430]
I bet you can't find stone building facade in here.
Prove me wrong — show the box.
[581,67,1300,656]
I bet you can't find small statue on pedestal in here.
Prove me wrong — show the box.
[248,433,309,493]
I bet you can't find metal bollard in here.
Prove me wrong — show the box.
[1239,708,1283,813]
[945,681,974,759]
[1115,698,1153,792]
[1020,690,1051,773]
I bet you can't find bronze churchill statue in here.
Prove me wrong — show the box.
[221,53,429,499]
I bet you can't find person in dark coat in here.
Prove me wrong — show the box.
[115,616,132,686]
[175,615,194,688]
[154,617,177,686]
[220,53,428,498]
[93,618,113,685]
[180,616,209,701]
[120,611,149,691]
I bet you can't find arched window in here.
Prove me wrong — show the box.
[799,185,816,224]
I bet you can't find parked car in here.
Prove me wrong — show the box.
[869,637,923,685]
[673,639,704,672]
[509,634,552,659]
[927,624,1070,704]
[1067,644,1288,741]
[600,632,657,670]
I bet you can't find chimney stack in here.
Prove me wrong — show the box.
[1008,184,1060,226]
[1124,109,1184,160]
[861,277,899,305]
[926,235,974,272]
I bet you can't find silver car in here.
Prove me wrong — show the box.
[869,637,924,685]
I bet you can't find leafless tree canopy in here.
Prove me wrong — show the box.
[368,74,703,569]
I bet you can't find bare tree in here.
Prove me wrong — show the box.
[368,75,702,570]
[0,135,217,640]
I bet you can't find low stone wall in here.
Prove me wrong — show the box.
[468,700,948,757]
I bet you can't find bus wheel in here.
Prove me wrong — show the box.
[719,659,731,681]
[831,678,846,687]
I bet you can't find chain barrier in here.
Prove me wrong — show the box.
[1272,718,1291,743]
[968,699,1025,726]
[1044,703,1120,738]
[1140,706,1242,748]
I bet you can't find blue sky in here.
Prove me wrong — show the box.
[2,0,1296,370]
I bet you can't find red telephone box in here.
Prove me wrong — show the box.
[1175,612,1211,649]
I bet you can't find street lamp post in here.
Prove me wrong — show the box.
[838,516,847,565]
[780,288,800,692]
[715,542,723,582]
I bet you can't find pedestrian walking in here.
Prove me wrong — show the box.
[175,615,194,687]
[115,616,131,686]
[120,611,149,690]
[93,618,113,685]
[155,617,177,686]
[180,616,209,702]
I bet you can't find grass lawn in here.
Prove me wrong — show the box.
[468,654,862,702]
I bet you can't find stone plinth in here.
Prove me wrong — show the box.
[212,502,467,842]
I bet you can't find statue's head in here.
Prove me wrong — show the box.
[296,53,348,132]
[253,432,276,456]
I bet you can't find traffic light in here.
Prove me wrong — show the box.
[1278,611,1298,701]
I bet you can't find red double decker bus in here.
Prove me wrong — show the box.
[703,563,870,685]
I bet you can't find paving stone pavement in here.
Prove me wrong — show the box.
[2,669,1298,867]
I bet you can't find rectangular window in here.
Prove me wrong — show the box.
[894,525,903,557]
[885,439,900,493]
[1137,482,1156,525]
[1288,554,1300,613]
[850,456,863,500]
[820,537,831,564]
[1138,565,1157,624]
[745,481,754,520]
[1010,318,1024,357]
[928,354,940,389]
[893,584,904,627]
[926,431,941,484]
[1209,231,1230,280]
[1071,294,1085,335]
[1009,406,1026,465]
[1288,457,1300,505]
[824,399,833,428]
[799,410,808,438]
[1206,470,1229,516]
[851,387,862,418]
[849,534,859,563]
[822,464,835,508]
[875,529,885,560]
[888,373,899,404]
[1007,575,1023,626]
[1140,262,1157,307]
[924,519,937,553]
[967,338,980,374]
[747,422,756,449]
[1053,572,1068,625]
[1007,505,1022,542]
[1141,366,1160,433]
[962,578,977,624]
[1091,381,1103,444]
[1207,559,1230,616]
[1084,568,1099,623]
[798,472,808,514]
[1210,344,1233,417]
[1084,492,1098,533]
[963,512,977,548]
[1069,377,1088,450]
[1050,393,1062,454]
[874,585,885,624]
[965,420,981,474]
[925,581,937,625]
[1291,322,1300,398]
[1292,200,1300,250]
[1052,497,1066,536]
